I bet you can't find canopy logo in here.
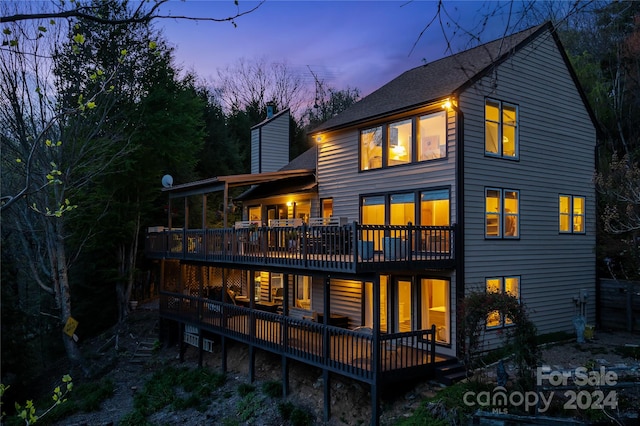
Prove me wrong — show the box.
[463,366,618,413]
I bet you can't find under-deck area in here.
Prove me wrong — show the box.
[161,293,450,384]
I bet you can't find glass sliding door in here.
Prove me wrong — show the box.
[420,279,450,343]
[364,275,388,333]
[395,278,413,333]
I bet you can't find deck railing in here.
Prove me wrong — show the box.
[161,293,438,382]
[146,222,455,272]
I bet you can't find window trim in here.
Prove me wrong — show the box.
[559,194,586,234]
[485,187,520,239]
[486,276,521,328]
[485,98,519,160]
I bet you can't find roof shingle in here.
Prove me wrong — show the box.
[311,23,547,132]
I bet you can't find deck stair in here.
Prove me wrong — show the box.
[434,357,470,385]
[130,339,157,364]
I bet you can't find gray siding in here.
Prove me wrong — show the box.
[460,29,596,341]
[251,111,290,174]
[317,110,458,223]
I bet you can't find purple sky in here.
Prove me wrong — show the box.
[158,1,515,99]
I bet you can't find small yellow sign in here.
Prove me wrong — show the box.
[63,316,78,337]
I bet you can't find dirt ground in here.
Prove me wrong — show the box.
[52,305,640,426]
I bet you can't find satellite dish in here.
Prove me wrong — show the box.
[161,174,173,188]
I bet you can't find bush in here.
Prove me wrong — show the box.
[261,381,282,398]
[237,382,255,397]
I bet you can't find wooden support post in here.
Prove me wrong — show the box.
[370,382,379,426]
[249,345,256,383]
[323,369,330,422]
[371,274,381,425]
[221,335,227,373]
[198,327,203,367]
[282,356,289,398]
[179,323,186,362]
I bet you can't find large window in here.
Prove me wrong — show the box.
[486,277,520,327]
[485,99,518,159]
[420,189,450,226]
[390,193,415,226]
[360,110,447,171]
[418,111,447,161]
[485,188,519,238]
[559,195,585,233]
[293,275,311,311]
[388,119,412,166]
[361,189,450,227]
[364,276,449,342]
[364,275,389,333]
[421,279,450,343]
[361,126,383,170]
[361,195,385,225]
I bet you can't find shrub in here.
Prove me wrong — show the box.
[261,381,282,398]
[457,291,539,389]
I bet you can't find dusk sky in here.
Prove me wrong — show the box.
[157,1,520,99]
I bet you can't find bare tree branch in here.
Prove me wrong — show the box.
[1,0,264,25]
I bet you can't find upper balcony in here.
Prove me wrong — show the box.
[145,222,456,273]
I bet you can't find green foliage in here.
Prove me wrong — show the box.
[236,382,255,397]
[74,379,114,412]
[122,366,225,422]
[614,344,640,360]
[236,391,261,421]
[277,401,314,426]
[2,375,72,426]
[457,291,539,389]
[261,380,282,398]
[395,380,492,426]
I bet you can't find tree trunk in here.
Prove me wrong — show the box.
[53,220,89,376]
[116,210,142,323]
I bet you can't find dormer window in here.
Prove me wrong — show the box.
[485,99,518,159]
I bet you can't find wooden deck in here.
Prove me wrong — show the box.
[146,223,456,273]
[161,293,448,384]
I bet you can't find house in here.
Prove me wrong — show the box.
[146,21,597,425]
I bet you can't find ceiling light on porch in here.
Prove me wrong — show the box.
[442,99,452,110]
[315,134,324,143]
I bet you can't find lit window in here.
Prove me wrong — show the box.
[321,198,333,218]
[420,189,450,226]
[486,276,520,327]
[559,195,585,233]
[421,279,450,343]
[361,196,385,225]
[418,111,447,161]
[360,109,447,171]
[293,275,311,311]
[388,119,412,166]
[485,188,519,238]
[485,99,518,159]
[390,193,415,226]
[360,126,382,170]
